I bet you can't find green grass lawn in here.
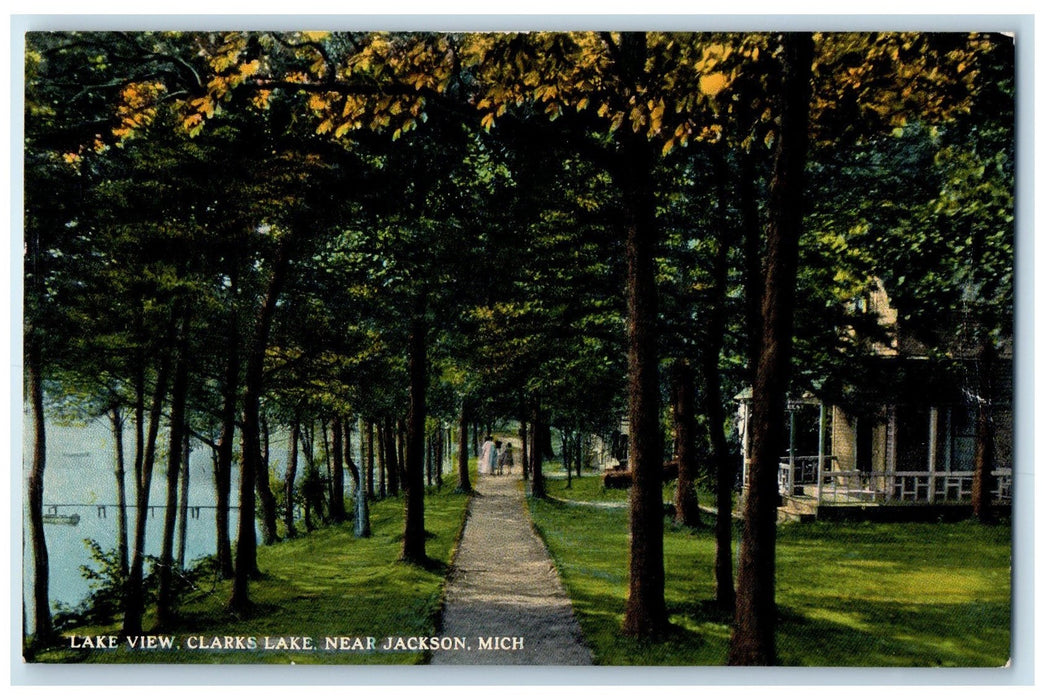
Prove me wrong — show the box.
[36,474,474,665]
[529,476,1012,667]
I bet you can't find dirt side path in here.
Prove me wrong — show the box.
[430,472,594,665]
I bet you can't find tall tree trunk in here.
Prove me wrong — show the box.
[376,421,387,499]
[176,420,191,570]
[356,418,372,538]
[530,398,546,498]
[385,418,400,497]
[365,419,376,499]
[402,315,428,564]
[343,418,360,494]
[671,359,701,528]
[123,335,174,636]
[564,430,573,489]
[426,433,434,487]
[330,416,347,523]
[729,32,813,667]
[285,421,300,538]
[158,309,192,629]
[110,406,130,578]
[434,428,444,488]
[972,337,997,522]
[616,130,668,639]
[214,325,238,580]
[456,401,472,493]
[231,238,293,615]
[520,414,529,481]
[255,415,279,545]
[397,419,407,489]
[738,101,766,379]
[708,144,739,611]
[25,337,52,647]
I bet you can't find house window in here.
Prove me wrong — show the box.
[949,403,976,472]
[895,404,930,472]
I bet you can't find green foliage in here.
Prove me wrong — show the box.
[53,540,219,631]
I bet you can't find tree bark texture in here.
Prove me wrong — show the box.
[123,334,173,636]
[356,417,372,537]
[616,134,669,639]
[285,421,300,538]
[457,401,472,493]
[671,359,701,528]
[158,309,192,628]
[529,398,547,498]
[729,32,813,667]
[176,424,190,569]
[708,143,739,612]
[110,407,130,578]
[231,238,293,614]
[26,338,53,646]
[402,315,428,563]
[330,416,347,523]
[972,337,997,522]
[214,325,238,580]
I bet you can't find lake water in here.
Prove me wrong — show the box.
[21,414,302,626]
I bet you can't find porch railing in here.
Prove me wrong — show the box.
[774,457,1012,506]
[813,468,1013,505]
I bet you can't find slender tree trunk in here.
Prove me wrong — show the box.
[426,434,434,487]
[397,418,407,490]
[671,359,701,528]
[25,337,52,646]
[530,398,546,498]
[434,428,444,488]
[738,102,766,380]
[376,421,387,499]
[972,337,997,522]
[386,418,400,497]
[110,406,130,578]
[176,420,191,569]
[616,130,668,639]
[343,418,360,494]
[708,145,739,612]
[123,336,174,636]
[365,419,376,500]
[456,401,472,493]
[214,329,238,580]
[356,418,372,537]
[330,416,347,523]
[402,315,428,564]
[729,32,813,667]
[520,415,529,481]
[285,421,299,538]
[231,238,293,615]
[255,415,279,545]
[158,309,192,628]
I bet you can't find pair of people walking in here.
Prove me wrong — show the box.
[478,435,515,476]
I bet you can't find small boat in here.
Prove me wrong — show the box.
[42,513,80,526]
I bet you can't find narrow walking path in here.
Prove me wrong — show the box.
[430,472,594,665]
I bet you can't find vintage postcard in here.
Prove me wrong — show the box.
[15,19,1024,681]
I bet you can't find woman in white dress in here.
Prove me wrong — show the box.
[478,435,498,475]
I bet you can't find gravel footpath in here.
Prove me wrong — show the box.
[429,472,594,665]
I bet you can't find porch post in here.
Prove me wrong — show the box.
[817,402,826,505]
[928,407,938,504]
[741,401,750,489]
[817,402,826,474]
[788,404,796,496]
